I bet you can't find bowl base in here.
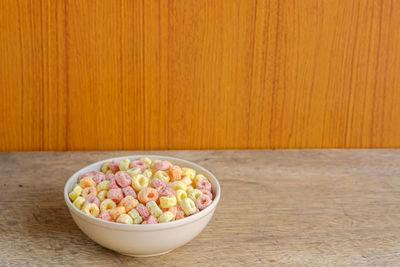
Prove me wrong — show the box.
[120,249,173,257]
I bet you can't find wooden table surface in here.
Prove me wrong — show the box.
[1,150,400,266]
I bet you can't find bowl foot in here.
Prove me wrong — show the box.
[120,249,173,257]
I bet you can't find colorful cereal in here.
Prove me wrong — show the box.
[69,157,215,224]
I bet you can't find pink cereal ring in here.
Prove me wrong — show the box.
[169,166,182,182]
[200,189,213,200]
[138,188,159,204]
[109,160,120,173]
[85,196,100,207]
[131,160,147,172]
[107,177,119,189]
[158,186,175,197]
[136,203,150,219]
[150,178,167,190]
[175,206,185,220]
[122,186,137,198]
[107,188,123,204]
[153,161,170,171]
[195,195,212,210]
[196,180,212,192]
[99,210,112,221]
[105,174,115,181]
[115,171,132,188]
[91,171,106,185]
[142,215,158,224]
[82,187,97,199]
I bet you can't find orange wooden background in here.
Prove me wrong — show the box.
[1,0,400,151]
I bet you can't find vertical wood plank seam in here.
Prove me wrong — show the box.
[40,0,45,150]
[247,0,258,148]
[269,0,280,148]
[64,0,69,150]
[371,0,383,148]
[358,3,375,148]
[166,0,171,150]
[16,1,24,150]
[380,0,393,147]
[344,0,361,148]
[120,1,125,150]
[142,0,147,149]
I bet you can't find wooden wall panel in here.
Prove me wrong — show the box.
[0,0,400,151]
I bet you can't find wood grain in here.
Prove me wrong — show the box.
[1,1,400,151]
[1,150,400,266]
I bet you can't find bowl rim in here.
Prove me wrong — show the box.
[64,155,221,231]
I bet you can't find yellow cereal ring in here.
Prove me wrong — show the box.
[69,191,78,201]
[175,190,187,203]
[109,206,126,221]
[106,169,114,175]
[192,174,207,187]
[160,195,177,209]
[116,214,133,224]
[82,203,100,217]
[143,169,153,178]
[96,180,109,192]
[153,170,170,183]
[131,174,149,192]
[170,181,187,191]
[101,161,111,173]
[185,185,194,192]
[180,198,196,216]
[98,190,107,201]
[181,168,196,179]
[158,211,174,223]
[119,159,131,172]
[79,177,96,189]
[72,184,83,195]
[100,199,116,212]
[69,184,82,201]
[73,196,85,210]
[128,209,143,224]
[139,157,152,166]
[188,189,203,202]
[181,176,192,186]
[146,200,163,218]
[127,167,142,178]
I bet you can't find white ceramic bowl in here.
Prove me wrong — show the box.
[64,155,221,257]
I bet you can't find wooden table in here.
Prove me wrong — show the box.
[1,150,400,266]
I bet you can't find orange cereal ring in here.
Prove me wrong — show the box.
[169,166,182,182]
[79,177,96,189]
[109,206,126,221]
[138,188,159,204]
[119,196,139,212]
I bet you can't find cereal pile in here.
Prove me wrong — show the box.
[69,158,214,224]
